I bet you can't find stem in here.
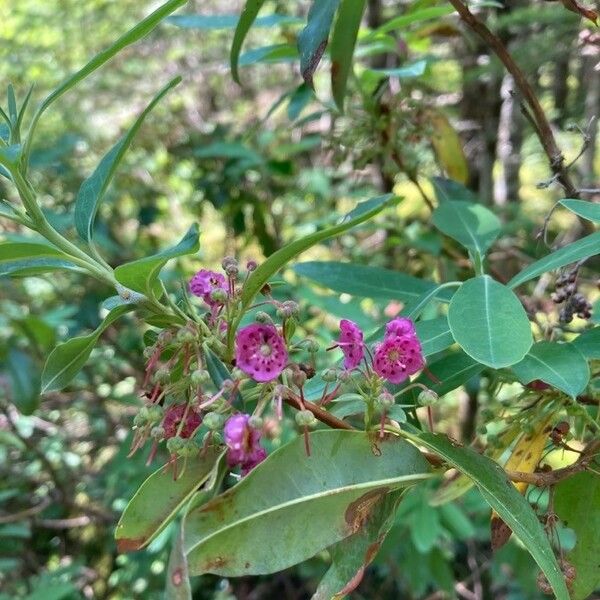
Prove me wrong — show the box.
[564,394,600,433]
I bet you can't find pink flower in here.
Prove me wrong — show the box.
[162,404,202,439]
[189,269,228,307]
[337,319,364,370]
[385,317,417,339]
[235,324,288,382]
[373,335,424,384]
[224,413,267,474]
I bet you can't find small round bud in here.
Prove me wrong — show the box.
[417,389,438,407]
[248,415,263,429]
[203,431,223,445]
[231,367,246,381]
[157,330,173,346]
[177,328,195,343]
[210,288,228,304]
[147,406,164,423]
[221,256,238,271]
[150,425,165,440]
[179,439,200,457]
[154,367,170,384]
[277,301,299,319]
[376,392,395,411]
[221,379,235,392]
[255,311,273,324]
[143,346,156,359]
[305,339,319,353]
[322,368,338,383]
[190,369,210,386]
[295,409,317,427]
[246,260,258,272]
[204,412,225,430]
[166,436,185,455]
[133,412,146,427]
[292,369,307,388]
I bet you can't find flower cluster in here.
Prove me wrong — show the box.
[130,257,426,479]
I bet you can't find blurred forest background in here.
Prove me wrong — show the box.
[0,0,598,598]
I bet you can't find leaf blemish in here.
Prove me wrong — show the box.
[344,488,388,534]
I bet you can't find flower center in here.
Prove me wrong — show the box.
[388,349,400,362]
[260,343,272,357]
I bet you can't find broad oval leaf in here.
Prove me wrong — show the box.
[75,77,180,243]
[330,0,366,111]
[431,176,478,204]
[41,305,132,393]
[432,200,501,258]
[184,430,430,576]
[298,0,341,86]
[115,447,223,553]
[312,490,402,599]
[572,326,600,359]
[555,471,600,600]
[559,199,600,223]
[230,0,267,84]
[293,261,453,304]
[409,431,570,600]
[512,341,590,397]
[114,224,200,298]
[0,241,78,277]
[448,276,532,368]
[508,231,600,289]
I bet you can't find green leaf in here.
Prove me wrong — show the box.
[230,0,268,84]
[432,200,501,258]
[559,199,600,223]
[408,350,483,400]
[298,0,341,86]
[508,231,600,289]
[512,341,590,397]
[365,60,427,80]
[416,317,454,357]
[116,447,223,553]
[238,44,298,67]
[6,349,40,414]
[114,224,200,298]
[431,177,478,204]
[427,110,469,185]
[293,261,453,303]
[330,0,366,111]
[0,241,79,277]
[165,524,192,600]
[0,144,22,168]
[572,327,600,359]
[168,13,301,30]
[312,490,402,599]
[204,346,234,390]
[240,195,397,312]
[367,6,454,37]
[448,276,532,368]
[409,431,570,600]
[25,0,185,162]
[184,430,430,576]
[554,471,600,600]
[41,305,132,393]
[74,78,180,243]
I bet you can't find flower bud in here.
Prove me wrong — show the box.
[376,391,395,411]
[166,436,185,455]
[190,369,210,386]
[204,412,225,430]
[147,406,164,423]
[295,409,317,428]
[231,367,246,381]
[292,369,307,388]
[157,330,173,346]
[248,415,263,429]
[417,389,438,407]
[255,311,273,324]
[305,339,319,353]
[179,439,200,457]
[150,426,165,440]
[154,367,171,384]
[277,301,299,319]
[210,288,228,304]
[322,368,338,382]
[222,256,238,271]
[177,327,195,343]
[143,346,156,359]
[246,260,258,272]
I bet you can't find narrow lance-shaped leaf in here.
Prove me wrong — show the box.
[116,447,223,553]
[406,431,570,600]
[114,224,200,299]
[6,349,40,415]
[184,430,431,576]
[75,77,180,243]
[559,199,600,223]
[508,231,600,289]
[41,305,132,393]
[165,524,192,600]
[298,0,341,86]
[0,241,79,277]
[448,276,533,368]
[330,0,366,111]
[230,0,268,84]
[24,0,186,163]
[511,341,590,397]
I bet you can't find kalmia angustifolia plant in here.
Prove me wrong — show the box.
[130,257,433,475]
